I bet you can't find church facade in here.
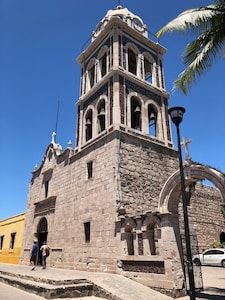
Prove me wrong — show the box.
[20,5,225,296]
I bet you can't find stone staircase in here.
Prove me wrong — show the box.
[0,270,117,299]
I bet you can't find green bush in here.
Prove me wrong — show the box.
[213,241,225,248]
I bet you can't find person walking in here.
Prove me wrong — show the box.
[40,241,50,269]
[30,239,38,270]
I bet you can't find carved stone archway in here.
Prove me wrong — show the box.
[157,163,225,293]
[158,163,225,214]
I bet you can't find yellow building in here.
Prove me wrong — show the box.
[0,213,25,264]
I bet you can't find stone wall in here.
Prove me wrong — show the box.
[119,133,178,216]
[179,184,225,253]
[21,133,123,271]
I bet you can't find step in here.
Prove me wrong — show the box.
[0,272,92,299]
[0,270,119,300]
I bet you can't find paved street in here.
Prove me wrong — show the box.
[179,266,225,300]
[0,264,224,300]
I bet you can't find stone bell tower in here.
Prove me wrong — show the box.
[76,5,173,150]
[72,6,185,293]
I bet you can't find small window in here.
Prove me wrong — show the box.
[45,180,49,198]
[84,222,90,243]
[0,235,4,251]
[87,161,93,179]
[10,232,16,251]
[43,171,52,199]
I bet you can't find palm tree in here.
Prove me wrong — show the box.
[157,0,225,94]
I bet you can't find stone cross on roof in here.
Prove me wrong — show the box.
[181,136,192,161]
[51,132,56,144]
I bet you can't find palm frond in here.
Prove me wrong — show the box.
[157,0,225,94]
[173,33,224,94]
[157,6,217,37]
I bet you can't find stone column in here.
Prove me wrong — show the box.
[160,213,185,291]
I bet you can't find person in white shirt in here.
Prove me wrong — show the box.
[40,241,50,269]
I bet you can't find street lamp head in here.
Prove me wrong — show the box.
[168,106,186,126]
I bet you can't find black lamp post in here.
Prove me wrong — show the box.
[168,107,196,300]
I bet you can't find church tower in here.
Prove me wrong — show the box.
[76,5,173,150]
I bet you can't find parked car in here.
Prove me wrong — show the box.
[193,248,225,267]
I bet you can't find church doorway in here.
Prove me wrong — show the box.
[37,217,48,265]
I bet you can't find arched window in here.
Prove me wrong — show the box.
[88,61,96,88]
[144,55,153,83]
[146,222,160,255]
[148,105,157,137]
[97,100,106,133]
[125,224,134,255]
[131,96,141,130]
[99,50,107,78]
[128,47,137,75]
[85,110,93,141]
[143,214,161,256]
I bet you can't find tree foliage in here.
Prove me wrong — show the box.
[157,0,225,94]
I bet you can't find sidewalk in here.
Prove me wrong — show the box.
[0,263,224,300]
[0,263,172,300]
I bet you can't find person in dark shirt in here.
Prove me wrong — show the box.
[30,239,38,270]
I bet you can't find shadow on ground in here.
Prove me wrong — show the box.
[196,287,225,300]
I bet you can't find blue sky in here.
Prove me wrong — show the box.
[0,0,224,220]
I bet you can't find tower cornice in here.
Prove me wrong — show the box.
[77,17,166,65]
[76,67,170,107]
